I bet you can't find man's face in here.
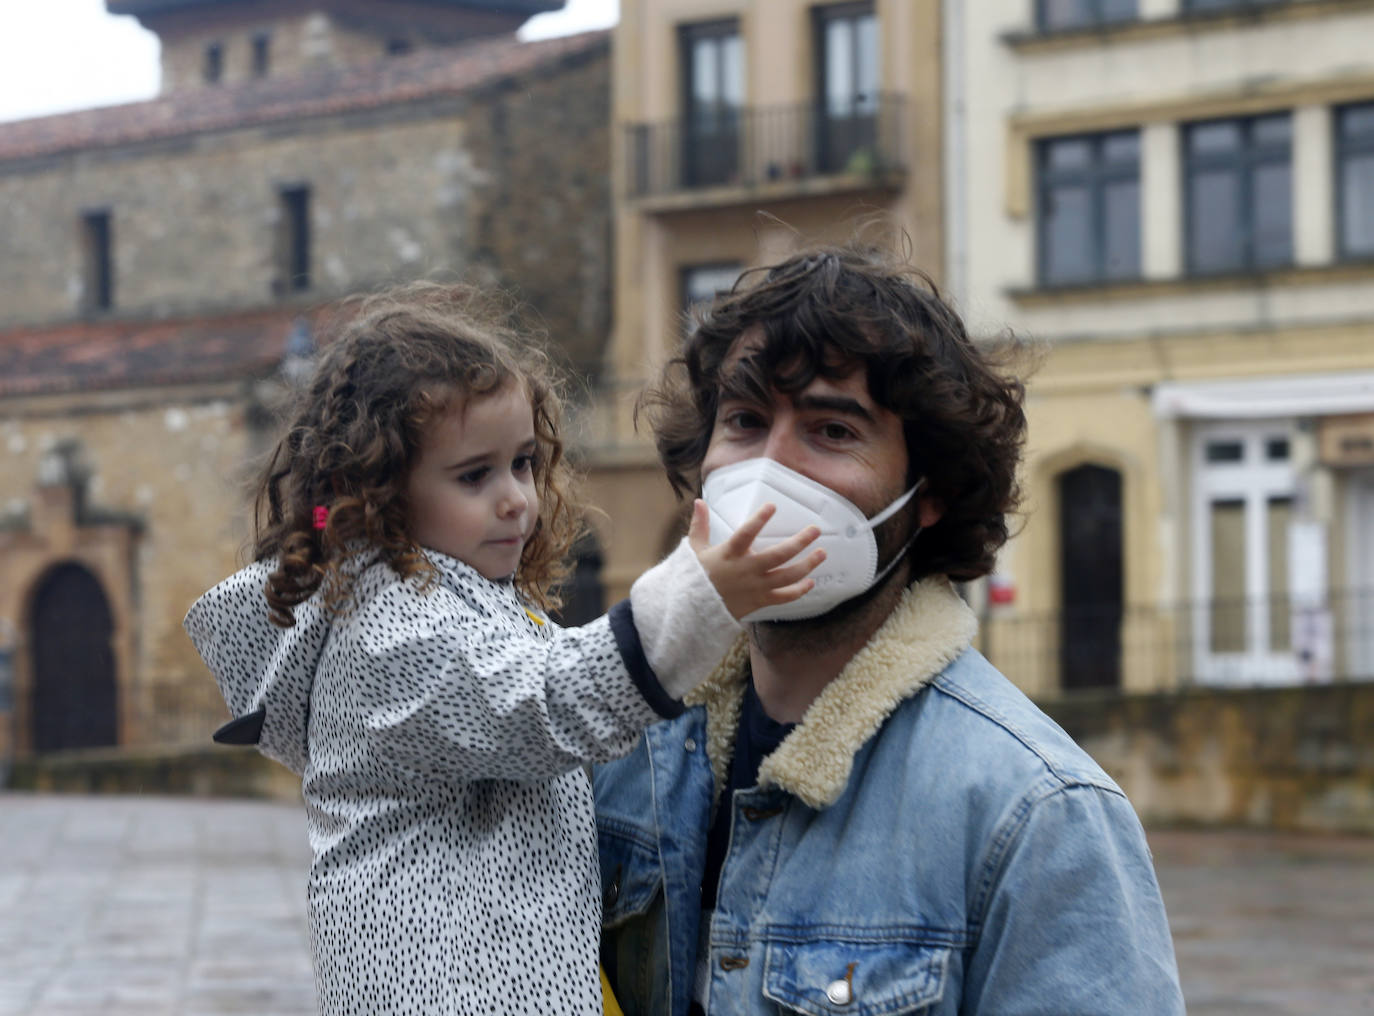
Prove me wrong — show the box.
[700,337,937,535]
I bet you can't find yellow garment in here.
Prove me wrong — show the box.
[600,966,623,1016]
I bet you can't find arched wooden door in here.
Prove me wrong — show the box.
[30,563,118,752]
[1058,465,1123,690]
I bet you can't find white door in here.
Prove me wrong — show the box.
[1191,422,1299,684]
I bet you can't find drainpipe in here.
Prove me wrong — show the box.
[942,0,968,311]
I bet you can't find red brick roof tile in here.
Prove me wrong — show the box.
[0,307,310,397]
[0,30,608,164]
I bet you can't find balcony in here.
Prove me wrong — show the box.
[624,94,907,209]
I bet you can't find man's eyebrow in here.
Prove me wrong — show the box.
[793,393,876,423]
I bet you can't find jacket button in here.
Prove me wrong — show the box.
[684,737,697,752]
[603,864,621,908]
[825,979,853,1005]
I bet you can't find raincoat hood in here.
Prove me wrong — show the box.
[183,559,333,776]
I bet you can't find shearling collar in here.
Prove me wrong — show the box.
[683,576,978,809]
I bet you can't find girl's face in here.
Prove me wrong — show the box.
[405,384,540,581]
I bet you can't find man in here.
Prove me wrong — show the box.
[594,245,1184,1015]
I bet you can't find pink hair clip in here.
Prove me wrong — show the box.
[312,505,329,530]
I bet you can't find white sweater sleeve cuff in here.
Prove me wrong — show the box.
[628,536,742,701]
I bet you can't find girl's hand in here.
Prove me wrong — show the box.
[687,499,824,621]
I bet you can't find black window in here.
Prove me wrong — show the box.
[680,20,742,187]
[81,210,113,311]
[1037,131,1140,285]
[1037,0,1136,31]
[1183,0,1287,11]
[204,42,223,83]
[252,33,271,77]
[1184,113,1292,274]
[681,263,742,312]
[815,3,879,174]
[277,186,311,292]
[1337,102,1374,260]
[387,38,414,56]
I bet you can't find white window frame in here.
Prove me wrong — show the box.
[1190,420,1298,684]
[1345,469,1374,678]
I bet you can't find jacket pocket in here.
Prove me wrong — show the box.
[762,939,950,1016]
[596,821,663,927]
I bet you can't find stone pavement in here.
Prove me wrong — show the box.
[0,793,1372,1015]
[0,794,314,1016]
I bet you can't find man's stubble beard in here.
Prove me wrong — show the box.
[747,506,920,658]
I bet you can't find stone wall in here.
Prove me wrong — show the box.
[151,2,528,93]
[0,382,264,756]
[0,42,612,367]
[464,44,612,375]
[1044,682,1374,834]
[0,108,484,326]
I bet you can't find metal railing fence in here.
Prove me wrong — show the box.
[625,93,907,198]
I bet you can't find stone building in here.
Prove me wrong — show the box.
[0,0,611,760]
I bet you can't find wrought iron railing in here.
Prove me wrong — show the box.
[980,588,1374,696]
[625,93,907,199]
[10,584,1374,763]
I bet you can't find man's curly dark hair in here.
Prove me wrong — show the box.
[639,243,1027,584]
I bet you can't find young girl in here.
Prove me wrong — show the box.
[183,283,820,1016]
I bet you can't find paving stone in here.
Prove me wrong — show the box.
[2,794,1372,1015]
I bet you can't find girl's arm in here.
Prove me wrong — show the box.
[360,504,820,783]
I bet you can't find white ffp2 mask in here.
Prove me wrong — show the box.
[702,457,922,622]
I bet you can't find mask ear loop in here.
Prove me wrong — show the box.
[862,477,927,587]
[844,477,925,539]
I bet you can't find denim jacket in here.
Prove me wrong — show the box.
[594,577,1184,1015]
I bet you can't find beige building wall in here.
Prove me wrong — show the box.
[590,0,945,600]
[0,383,260,755]
[953,0,1374,694]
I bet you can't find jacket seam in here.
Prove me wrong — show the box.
[929,672,1119,791]
[756,924,971,948]
[967,780,1130,936]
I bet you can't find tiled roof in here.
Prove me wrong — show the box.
[108,0,562,14]
[0,29,608,164]
[0,306,311,397]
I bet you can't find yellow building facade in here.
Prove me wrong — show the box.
[954,0,1374,696]
[584,0,946,602]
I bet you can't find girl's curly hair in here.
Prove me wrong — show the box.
[639,243,1027,584]
[254,282,584,626]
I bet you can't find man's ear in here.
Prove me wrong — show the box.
[917,494,944,529]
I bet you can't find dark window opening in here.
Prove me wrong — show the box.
[1037,130,1140,285]
[204,41,224,83]
[1337,102,1374,260]
[1185,113,1292,274]
[387,38,414,56]
[814,2,879,174]
[1037,0,1137,31]
[81,210,113,311]
[681,262,743,312]
[1183,0,1289,11]
[278,186,311,293]
[680,20,742,187]
[252,33,271,77]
